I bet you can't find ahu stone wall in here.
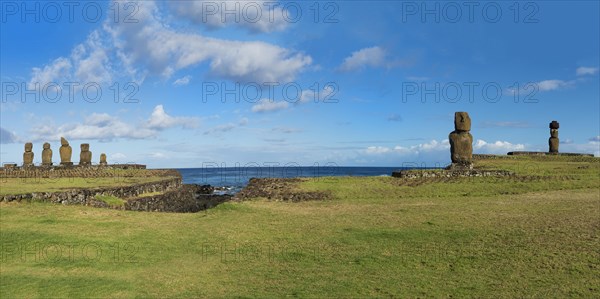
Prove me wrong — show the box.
[0,177,182,204]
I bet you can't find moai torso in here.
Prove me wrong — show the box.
[80,143,92,166]
[449,112,473,166]
[60,137,73,164]
[23,142,34,167]
[42,142,53,166]
[549,121,559,153]
[99,153,107,166]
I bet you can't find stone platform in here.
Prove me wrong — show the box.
[507,151,594,157]
[391,169,513,179]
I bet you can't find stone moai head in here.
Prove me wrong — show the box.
[454,112,471,131]
[81,143,90,151]
[61,137,69,146]
[100,153,107,165]
[550,129,559,138]
[43,142,50,150]
[549,121,559,130]
[24,142,33,152]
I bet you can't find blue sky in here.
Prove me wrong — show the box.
[1,0,599,168]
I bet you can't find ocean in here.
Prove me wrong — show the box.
[176,166,434,194]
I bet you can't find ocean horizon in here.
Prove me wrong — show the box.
[174,166,441,193]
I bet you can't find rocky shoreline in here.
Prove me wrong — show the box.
[234,178,332,202]
[0,174,334,212]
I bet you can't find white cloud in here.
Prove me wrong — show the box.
[110,153,127,160]
[473,139,525,154]
[561,141,600,157]
[30,0,312,88]
[72,30,112,84]
[0,127,19,144]
[173,75,191,86]
[535,79,571,91]
[251,99,289,113]
[29,30,113,90]
[299,85,336,103]
[576,66,599,76]
[146,105,199,130]
[170,1,290,33]
[29,57,72,89]
[365,139,449,156]
[506,79,573,96]
[339,46,388,72]
[364,139,524,156]
[106,0,311,83]
[203,118,248,135]
[365,146,392,154]
[29,105,198,141]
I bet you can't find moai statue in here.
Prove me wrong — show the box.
[79,143,92,166]
[23,142,34,167]
[449,112,473,168]
[59,137,73,166]
[549,121,559,153]
[42,142,53,166]
[99,153,107,166]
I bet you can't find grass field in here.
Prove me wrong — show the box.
[1,156,599,298]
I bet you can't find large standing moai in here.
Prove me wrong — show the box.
[449,112,473,168]
[23,142,34,167]
[79,144,92,166]
[42,142,53,166]
[59,137,73,166]
[99,153,107,166]
[549,121,559,153]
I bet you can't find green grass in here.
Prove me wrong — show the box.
[136,191,164,198]
[0,176,174,196]
[1,156,599,298]
[94,195,125,207]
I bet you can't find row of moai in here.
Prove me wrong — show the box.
[22,137,107,167]
[448,112,561,168]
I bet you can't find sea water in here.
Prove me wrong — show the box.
[176,166,431,194]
